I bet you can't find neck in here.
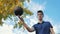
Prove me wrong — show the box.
[38,19,43,23]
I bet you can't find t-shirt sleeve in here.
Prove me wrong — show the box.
[49,22,53,28]
[31,27,35,31]
[32,25,36,31]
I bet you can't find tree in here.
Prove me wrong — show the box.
[0,0,33,28]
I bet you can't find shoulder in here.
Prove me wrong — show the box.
[33,23,38,26]
[44,21,50,23]
[33,23,38,27]
[43,21,52,25]
[44,21,53,27]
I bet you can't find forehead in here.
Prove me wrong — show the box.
[37,12,42,14]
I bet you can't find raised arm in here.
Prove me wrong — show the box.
[18,16,35,32]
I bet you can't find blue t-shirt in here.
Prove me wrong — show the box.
[33,21,53,34]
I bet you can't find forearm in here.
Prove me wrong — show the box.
[23,22,34,32]
[18,16,34,32]
[51,31,55,34]
[50,28,55,34]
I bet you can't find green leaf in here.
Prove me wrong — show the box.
[0,20,3,26]
[19,0,25,2]
[14,23,17,28]
[23,8,33,16]
[18,22,23,28]
[27,0,30,2]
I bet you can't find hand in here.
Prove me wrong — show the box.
[18,15,24,23]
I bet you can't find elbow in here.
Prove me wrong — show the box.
[28,31,32,32]
[28,30,34,32]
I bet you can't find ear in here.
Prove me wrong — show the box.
[43,14,44,17]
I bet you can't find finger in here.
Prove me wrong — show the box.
[17,15,20,18]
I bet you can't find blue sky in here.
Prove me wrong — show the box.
[0,0,60,34]
[32,0,60,23]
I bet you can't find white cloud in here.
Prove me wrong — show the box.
[1,0,60,34]
[24,0,60,34]
[43,14,60,34]
[24,0,46,12]
[23,1,47,34]
[0,23,15,34]
[53,23,60,34]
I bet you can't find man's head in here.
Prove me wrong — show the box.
[37,10,44,21]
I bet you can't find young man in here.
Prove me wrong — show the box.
[18,10,55,34]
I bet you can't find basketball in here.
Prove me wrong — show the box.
[14,7,23,16]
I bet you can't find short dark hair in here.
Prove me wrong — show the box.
[37,10,44,15]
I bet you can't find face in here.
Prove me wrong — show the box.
[37,12,43,20]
